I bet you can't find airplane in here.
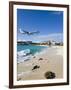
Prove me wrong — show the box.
[19,28,40,35]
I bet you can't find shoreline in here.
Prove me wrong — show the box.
[17,46,63,80]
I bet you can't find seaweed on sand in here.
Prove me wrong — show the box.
[32,65,40,70]
[39,58,43,60]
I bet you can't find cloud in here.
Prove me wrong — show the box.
[17,33,63,42]
[34,33,63,42]
[17,38,26,42]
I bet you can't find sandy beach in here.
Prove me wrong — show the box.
[17,46,63,81]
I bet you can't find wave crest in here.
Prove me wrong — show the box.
[17,49,30,56]
[17,49,32,63]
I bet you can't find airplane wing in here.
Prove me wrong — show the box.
[30,31,40,34]
[23,30,29,34]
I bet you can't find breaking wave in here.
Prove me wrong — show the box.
[17,49,32,63]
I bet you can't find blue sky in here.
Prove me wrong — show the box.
[17,9,63,42]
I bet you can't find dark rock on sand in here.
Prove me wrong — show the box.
[33,56,36,58]
[32,65,40,70]
[39,58,43,60]
[44,71,56,79]
[17,78,21,81]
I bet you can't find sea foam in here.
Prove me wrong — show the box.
[17,49,32,63]
[17,49,30,56]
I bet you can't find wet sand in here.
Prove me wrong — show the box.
[17,46,63,81]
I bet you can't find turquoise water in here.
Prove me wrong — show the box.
[17,44,47,55]
[17,44,47,62]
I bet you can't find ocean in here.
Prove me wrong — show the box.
[17,44,47,63]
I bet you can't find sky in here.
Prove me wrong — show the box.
[17,9,63,42]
